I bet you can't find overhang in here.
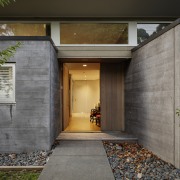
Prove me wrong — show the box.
[0,0,179,21]
[58,46,134,59]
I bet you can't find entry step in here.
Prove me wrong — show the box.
[57,132,138,142]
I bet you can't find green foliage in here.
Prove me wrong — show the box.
[176,109,180,127]
[176,108,180,117]
[156,24,168,33]
[0,0,21,66]
[0,42,21,66]
[0,0,15,7]
[0,171,40,180]
[137,28,150,44]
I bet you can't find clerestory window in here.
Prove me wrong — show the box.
[137,23,170,44]
[60,23,128,44]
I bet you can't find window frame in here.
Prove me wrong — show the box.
[59,22,131,46]
[136,21,172,44]
[0,23,49,37]
[0,63,16,104]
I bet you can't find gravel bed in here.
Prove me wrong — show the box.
[0,150,53,166]
[0,141,62,166]
[103,141,180,180]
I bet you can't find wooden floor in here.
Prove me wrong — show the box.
[64,115,101,132]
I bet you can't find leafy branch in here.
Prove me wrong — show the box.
[176,109,180,127]
[0,0,15,7]
[0,0,21,65]
[0,42,21,65]
[176,109,180,117]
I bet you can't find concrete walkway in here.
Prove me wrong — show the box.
[38,141,114,180]
[57,132,138,141]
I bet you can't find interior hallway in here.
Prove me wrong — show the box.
[64,114,101,132]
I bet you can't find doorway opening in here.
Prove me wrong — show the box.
[63,63,101,132]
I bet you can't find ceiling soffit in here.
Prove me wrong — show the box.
[0,0,179,19]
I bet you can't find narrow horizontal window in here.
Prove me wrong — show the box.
[60,23,128,44]
[0,64,15,103]
[0,24,50,36]
[137,23,170,44]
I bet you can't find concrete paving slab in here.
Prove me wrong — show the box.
[57,132,138,141]
[39,156,114,180]
[38,141,114,180]
[53,141,106,156]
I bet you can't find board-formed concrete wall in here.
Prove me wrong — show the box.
[125,23,180,168]
[50,43,61,143]
[175,24,180,169]
[0,38,60,152]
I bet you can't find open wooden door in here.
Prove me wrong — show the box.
[63,64,70,130]
[100,63,124,131]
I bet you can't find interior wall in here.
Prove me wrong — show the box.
[70,75,73,117]
[63,64,70,130]
[72,80,100,114]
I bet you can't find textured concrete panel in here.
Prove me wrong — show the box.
[50,43,61,145]
[125,29,176,166]
[0,40,59,152]
[175,24,180,168]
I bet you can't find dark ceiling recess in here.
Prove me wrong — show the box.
[0,0,179,21]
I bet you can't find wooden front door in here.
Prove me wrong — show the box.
[100,63,124,131]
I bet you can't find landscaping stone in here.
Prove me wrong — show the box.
[0,150,53,166]
[103,141,180,180]
[0,140,61,167]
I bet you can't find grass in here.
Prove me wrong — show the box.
[0,170,41,180]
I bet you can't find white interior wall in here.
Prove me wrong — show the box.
[72,80,100,113]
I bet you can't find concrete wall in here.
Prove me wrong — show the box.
[125,25,180,168]
[50,44,61,144]
[175,24,180,168]
[0,39,60,152]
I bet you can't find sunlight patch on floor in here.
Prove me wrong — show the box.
[64,113,101,132]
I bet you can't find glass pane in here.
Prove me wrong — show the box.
[0,66,14,102]
[137,23,169,44]
[0,24,47,36]
[60,23,128,44]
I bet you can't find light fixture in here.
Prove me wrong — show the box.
[83,64,87,67]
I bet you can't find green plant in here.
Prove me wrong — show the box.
[0,171,41,180]
[0,0,21,66]
[176,108,180,117]
[176,109,180,127]
[0,42,21,66]
[0,0,15,7]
